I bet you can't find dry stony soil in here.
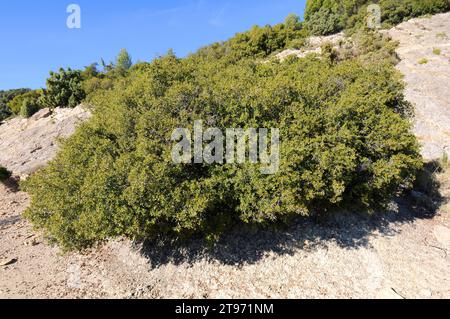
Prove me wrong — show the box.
[1,14,450,299]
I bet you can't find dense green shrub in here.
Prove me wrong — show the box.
[8,90,43,115]
[20,97,40,118]
[39,68,86,108]
[287,38,308,49]
[305,6,343,35]
[0,103,11,122]
[0,89,30,121]
[82,76,114,97]
[22,0,435,250]
[305,0,370,35]
[24,32,422,249]
[0,166,12,182]
[81,50,137,100]
[379,0,450,27]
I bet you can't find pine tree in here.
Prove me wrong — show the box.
[116,49,133,72]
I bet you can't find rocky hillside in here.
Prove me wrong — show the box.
[388,12,450,160]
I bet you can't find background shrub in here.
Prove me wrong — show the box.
[0,89,30,122]
[20,97,40,118]
[8,89,43,115]
[305,6,343,35]
[195,14,307,64]
[39,68,86,109]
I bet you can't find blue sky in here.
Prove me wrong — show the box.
[0,0,306,90]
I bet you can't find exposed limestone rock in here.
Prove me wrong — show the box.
[276,32,345,61]
[0,105,91,178]
[387,12,450,160]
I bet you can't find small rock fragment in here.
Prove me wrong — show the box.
[24,239,40,246]
[0,258,18,266]
[31,108,52,121]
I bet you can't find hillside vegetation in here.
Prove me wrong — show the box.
[0,89,30,121]
[19,2,450,250]
[305,0,450,35]
[0,50,133,122]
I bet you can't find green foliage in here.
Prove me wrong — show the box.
[418,58,428,64]
[194,14,307,64]
[82,76,114,97]
[81,50,137,99]
[305,2,343,35]
[379,0,450,27]
[0,166,12,182]
[284,13,302,31]
[340,29,401,66]
[20,97,40,118]
[116,49,133,72]
[81,63,100,80]
[0,105,9,121]
[304,0,450,35]
[0,105,9,122]
[321,42,339,61]
[287,38,307,49]
[433,48,442,55]
[8,90,43,115]
[24,31,422,250]
[0,88,30,121]
[39,68,86,109]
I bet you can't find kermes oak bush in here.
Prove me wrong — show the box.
[24,34,422,250]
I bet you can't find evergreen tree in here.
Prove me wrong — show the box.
[116,48,133,72]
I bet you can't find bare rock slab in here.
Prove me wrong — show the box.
[0,105,91,178]
[388,12,450,160]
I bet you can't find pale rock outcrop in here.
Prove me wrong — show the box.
[276,32,345,61]
[387,12,450,160]
[0,105,91,178]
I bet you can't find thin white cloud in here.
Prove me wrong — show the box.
[208,2,230,27]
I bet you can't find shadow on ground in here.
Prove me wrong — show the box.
[1,176,20,192]
[140,161,446,269]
